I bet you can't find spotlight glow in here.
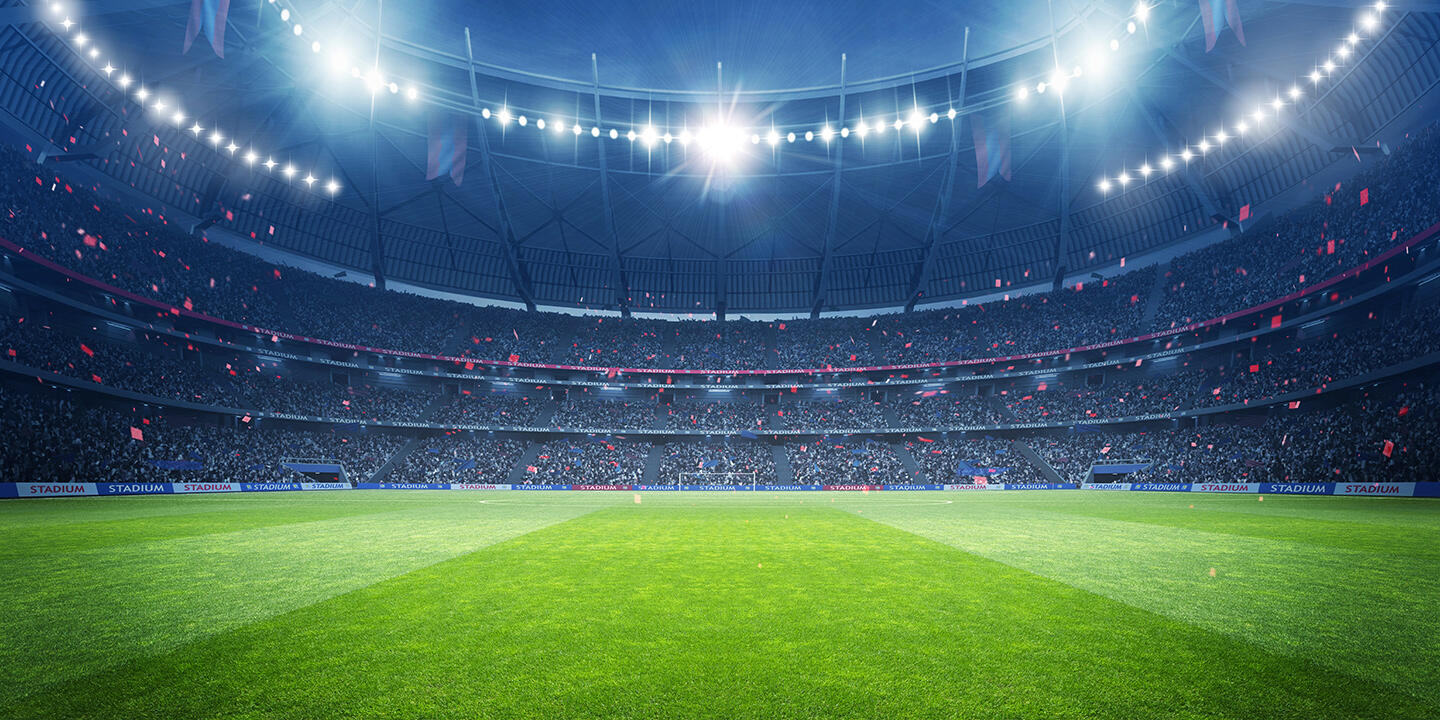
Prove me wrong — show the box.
[1160,156,1175,171]
[1098,179,1112,192]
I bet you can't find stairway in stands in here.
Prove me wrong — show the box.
[365,391,453,483]
[508,443,545,484]
[772,444,794,484]
[1138,262,1172,331]
[990,396,1065,483]
[889,442,924,482]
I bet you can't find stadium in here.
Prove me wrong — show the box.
[1,0,1438,716]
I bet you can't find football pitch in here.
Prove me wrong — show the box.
[2,490,1437,719]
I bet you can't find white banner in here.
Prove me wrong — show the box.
[1082,483,1132,491]
[299,482,351,491]
[943,484,992,490]
[1331,482,1416,497]
[1190,483,1261,493]
[449,484,512,491]
[18,483,97,497]
[172,482,241,494]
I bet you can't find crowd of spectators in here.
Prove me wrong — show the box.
[386,434,527,484]
[656,441,774,484]
[1003,368,1207,421]
[907,438,1048,485]
[787,440,913,484]
[556,398,657,429]
[0,315,432,420]
[778,399,888,430]
[893,392,1007,428]
[2,125,1434,374]
[1029,380,1440,484]
[0,389,405,483]
[526,438,650,485]
[665,400,770,432]
[1153,125,1440,331]
[431,392,551,427]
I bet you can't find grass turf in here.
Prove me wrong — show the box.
[1,490,1437,718]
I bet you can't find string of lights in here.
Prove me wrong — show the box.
[1096,2,1391,196]
[39,1,343,197]
[37,0,1389,200]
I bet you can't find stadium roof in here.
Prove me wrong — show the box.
[3,0,1439,315]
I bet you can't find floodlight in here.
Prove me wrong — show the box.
[518,115,527,127]
[1098,179,1112,192]
[608,128,618,139]
[767,130,780,145]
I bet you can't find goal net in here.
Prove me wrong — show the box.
[676,472,758,487]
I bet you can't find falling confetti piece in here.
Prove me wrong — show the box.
[633,494,642,504]
[1208,568,1217,577]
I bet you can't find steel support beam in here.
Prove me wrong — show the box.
[810,53,847,318]
[0,0,183,28]
[714,61,728,320]
[1126,86,1238,231]
[1047,0,1073,291]
[591,53,632,316]
[907,28,968,312]
[465,28,537,310]
[1164,47,1352,152]
[366,0,387,291]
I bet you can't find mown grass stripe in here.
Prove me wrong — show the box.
[8,498,1433,719]
[0,492,608,705]
[844,493,1440,706]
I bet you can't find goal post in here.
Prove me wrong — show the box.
[676,471,758,488]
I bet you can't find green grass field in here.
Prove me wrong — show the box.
[2,490,1438,719]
